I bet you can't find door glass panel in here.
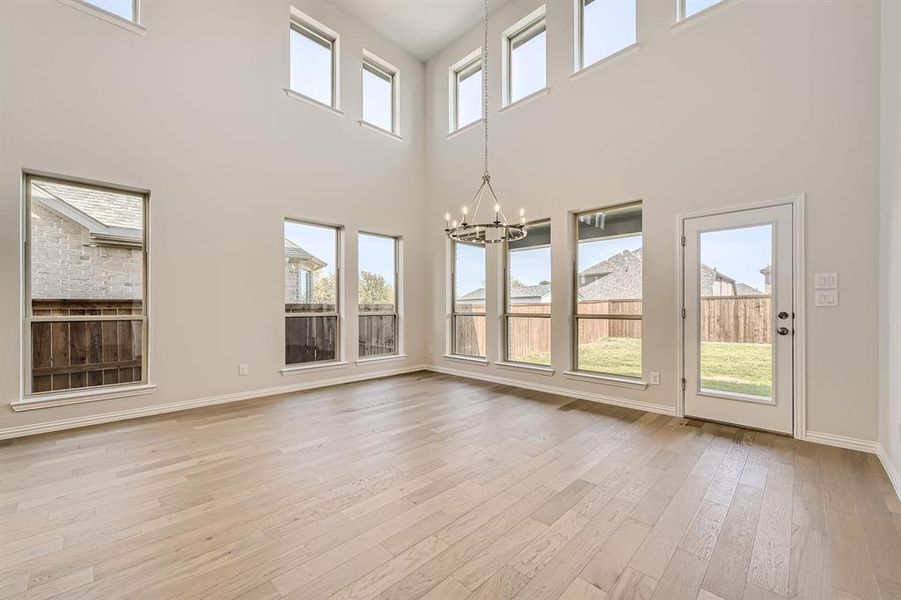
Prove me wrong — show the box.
[699,225,773,398]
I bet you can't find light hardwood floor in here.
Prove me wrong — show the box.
[1,372,899,600]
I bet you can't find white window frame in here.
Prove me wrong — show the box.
[502,5,547,108]
[21,173,151,405]
[448,48,484,133]
[283,218,344,370]
[504,220,552,366]
[574,0,637,72]
[288,8,340,111]
[57,0,145,34]
[449,240,487,359]
[361,50,400,136]
[357,231,402,359]
[572,202,643,380]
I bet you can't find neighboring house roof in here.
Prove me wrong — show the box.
[578,249,642,300]
[579,248,643,279]
[32,181,143,246]
[284,239,327,270]
[577,247,760,300]
[457,283,550,302]
[736,282,763,295]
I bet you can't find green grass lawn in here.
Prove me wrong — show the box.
[523,338,772,397]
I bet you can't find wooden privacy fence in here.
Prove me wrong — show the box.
[454,295,772,358]
[31,299,144,393]
[700,294,772,344]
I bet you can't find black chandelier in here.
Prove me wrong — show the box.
[444,0,526,245]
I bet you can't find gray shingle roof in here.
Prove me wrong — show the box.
[736,282,763,295]
[285,239,326,269]
[578,247,762,300]
[457,283,550,302]
[33,181,142,229]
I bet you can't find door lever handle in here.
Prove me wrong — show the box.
[777,327,790,336]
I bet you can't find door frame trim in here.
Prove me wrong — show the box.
[674,193,807,440]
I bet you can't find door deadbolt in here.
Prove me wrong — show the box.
[777,327,790,336]
[778,311,789,320]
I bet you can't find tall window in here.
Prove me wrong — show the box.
[285,220,341,365]
[25,175,148,396]
[290,12,337,108]
[451,241,487,357]
[574,203,643,379]
[451,52,483,131]
[362,54,398,133]
[679,0,725,20]
[577,0,636,70]
[83,0,136,21]
[505,221,552,365]
[358,233,399,358]
[505,8,547,105]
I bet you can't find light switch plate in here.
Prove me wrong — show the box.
[815,290,839,307]
[815,272,839,290]
[649,372,660,385]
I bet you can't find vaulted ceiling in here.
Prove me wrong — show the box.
[330,0,510,62]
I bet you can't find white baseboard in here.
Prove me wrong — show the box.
[0,364,428,440]
[425,365,677,417]
[877,445,901,501]
[803,430,880,454]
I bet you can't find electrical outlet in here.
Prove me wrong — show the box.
[649,372,660,385]
[427,345,434,355]
[238,364,249,376]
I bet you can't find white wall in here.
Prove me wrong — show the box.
[880,0,901,484]
[0,0,427,434]
[424,0,881,442]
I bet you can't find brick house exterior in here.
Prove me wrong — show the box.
[30,184,144,301]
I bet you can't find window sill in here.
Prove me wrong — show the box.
[447,117,485,139]
[355,354,406,366]
[572,43,640,80]
[443,354,489,366]
[281,361,350,376]
[11,383,157,412]
[495,361,555,376]
[284,89,343,116]
[359,121,403,141]
[672,0,739,31]
[56,0,146,35]
[499,87,550,114]
[562,371,648,390]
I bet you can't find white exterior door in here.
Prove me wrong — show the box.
[682,204,794,434]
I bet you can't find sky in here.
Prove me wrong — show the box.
[86,0,133,20]
[358,233,395,283]
[582,0,636,67]
[511,30,546,103]
[458,68,483,128]
[362,68,392,131]
[290,29,332,105]
[685,0,723,17]
[455,244,486,300]
[700,224,772,291]
[284,221,336,277]
[509,247,551,287]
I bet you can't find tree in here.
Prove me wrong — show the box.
[359,271,394,306]
[311,271,336,305]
